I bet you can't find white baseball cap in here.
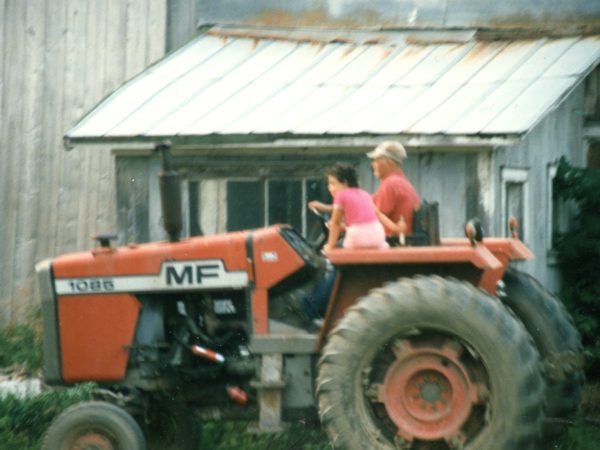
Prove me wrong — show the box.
[366,141,407,163]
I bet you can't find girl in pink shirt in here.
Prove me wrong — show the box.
[310,163,388,252]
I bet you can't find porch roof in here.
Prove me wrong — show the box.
[64,26,600,149]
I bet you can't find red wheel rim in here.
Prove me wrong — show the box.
[69,430,116,450]
[368,337,488,447]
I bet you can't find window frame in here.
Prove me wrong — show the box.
[183,175,330,238]
[170,153,358,238]
[547,164,557,252]
[546,162,570,258]
[500,167,530,243]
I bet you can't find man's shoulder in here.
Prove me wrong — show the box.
[381,172,418,197]
[382,171,409,187]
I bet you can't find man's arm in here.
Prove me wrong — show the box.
[373,181,395,217]
[375,208,404,233]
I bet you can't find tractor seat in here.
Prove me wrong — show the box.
[387,200,440,247]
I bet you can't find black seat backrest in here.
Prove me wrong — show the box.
[406,200,440,246]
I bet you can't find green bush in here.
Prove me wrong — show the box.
[0,308,43,374]
[553,158,600,376]
[0,383,94,450]
[553,422,600,450]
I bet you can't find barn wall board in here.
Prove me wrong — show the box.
[0,1,166,324]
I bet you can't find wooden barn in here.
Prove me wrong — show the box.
[1,0,600,324]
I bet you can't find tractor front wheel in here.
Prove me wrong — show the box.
[316,276,545,450]
[41,401,146,450]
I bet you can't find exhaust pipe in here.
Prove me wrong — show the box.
[156,142,182,242]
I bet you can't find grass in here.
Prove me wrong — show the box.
[199,419,600,450]
[202,421,331,450]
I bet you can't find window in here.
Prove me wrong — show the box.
[501,167,529,243]
[115,155,344,244]
[227,180,265,231]
[547,164,568,252]
[588,141,600,168]
[185,177,330,238]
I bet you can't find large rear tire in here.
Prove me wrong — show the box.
[501,268,584,439]
[42,401,146,450]
[317,276,545,450]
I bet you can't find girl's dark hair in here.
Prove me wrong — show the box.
[327,162,359,188]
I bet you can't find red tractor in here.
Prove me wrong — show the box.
[37,144,583,450]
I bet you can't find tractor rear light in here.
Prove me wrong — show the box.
[191,344,225,364]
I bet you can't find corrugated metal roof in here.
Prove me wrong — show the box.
[65,27,600,148]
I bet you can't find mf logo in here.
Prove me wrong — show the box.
[161,260,247,289]
[165,262,219,286]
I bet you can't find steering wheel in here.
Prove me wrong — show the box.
[306,208,330,250]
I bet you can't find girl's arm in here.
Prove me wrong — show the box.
[324,206,343,252]
[308,200,334,214]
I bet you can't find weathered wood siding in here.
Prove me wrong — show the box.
[167,0,198,51]
[492,80,589,293]
[0,0,166,324]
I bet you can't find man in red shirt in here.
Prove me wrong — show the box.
[367,141,420,239]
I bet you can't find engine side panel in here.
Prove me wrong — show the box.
[249,227,308,334]
[58,294,141,382]
[251,227,306,289]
